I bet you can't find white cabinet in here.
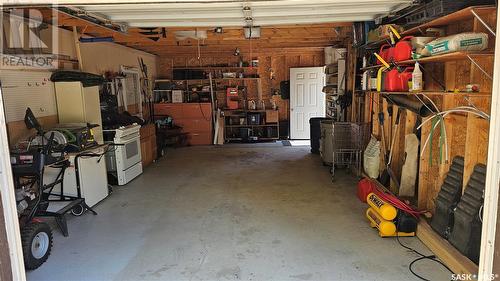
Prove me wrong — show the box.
[54,82,103,144]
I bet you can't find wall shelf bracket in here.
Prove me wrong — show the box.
[471,9,496,37]
[467,55,493,80]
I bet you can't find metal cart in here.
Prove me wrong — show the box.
[11,108,98,270]
[331,122,370,178]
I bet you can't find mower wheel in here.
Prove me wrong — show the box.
[21,221,53,270]
[71,204,85,216]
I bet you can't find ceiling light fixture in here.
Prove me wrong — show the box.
[214,27,223,34]
[243,6,252,18]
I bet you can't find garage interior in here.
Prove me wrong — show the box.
[1,1,500,281]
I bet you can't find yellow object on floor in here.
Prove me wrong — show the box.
[366,192,397,221]
[366,207,415,238]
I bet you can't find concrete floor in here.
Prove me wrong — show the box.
[27,144,450,281]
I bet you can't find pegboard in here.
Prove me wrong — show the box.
[0,70,57,122]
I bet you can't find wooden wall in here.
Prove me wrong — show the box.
[158,48,325,121]
[4,26,160,146]
[350,11,496,214]
[416,13,495,213]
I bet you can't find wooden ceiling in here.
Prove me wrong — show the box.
[42,7,353,56]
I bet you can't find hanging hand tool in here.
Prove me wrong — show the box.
[374,53,390,69]
[379,108,401,191]
[388,25,402,40]
[378,112,387,164]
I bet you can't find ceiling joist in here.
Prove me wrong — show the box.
[25,0,410,56]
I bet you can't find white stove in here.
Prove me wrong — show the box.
[104,124,143,185]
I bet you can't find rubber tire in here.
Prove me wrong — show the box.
[71,204,85,216]
[21,222,53,270]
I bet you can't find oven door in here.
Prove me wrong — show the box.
[116,135,142,170]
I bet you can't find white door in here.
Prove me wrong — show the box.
[290,67,326,139]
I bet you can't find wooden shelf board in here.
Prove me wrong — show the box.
[417,220,478,276]
[173,66,257,70]
[360,52,493,71]
[225,137,279,141]
[363,90,491,97]
[225,124,279,128]
[155,102,213,104]
[172,78,261,81]
[259,137,279,140]
[224,109,271,113]
[361,5,496,48]
[221,78,260,80]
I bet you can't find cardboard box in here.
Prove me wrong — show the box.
[266,110,279,123]
[172,90,183,103]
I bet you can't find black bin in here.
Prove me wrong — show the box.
[309,117,330,154]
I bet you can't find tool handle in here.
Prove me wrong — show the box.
[389,25,402,40]
[378,112,385,124]
[388,109,401,165]
[374,53,390,69]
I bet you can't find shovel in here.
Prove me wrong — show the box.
[379,108,401,190]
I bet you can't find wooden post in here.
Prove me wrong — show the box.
[73,26,83,70]
[418,116,432,210]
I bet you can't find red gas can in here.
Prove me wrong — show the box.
[377,44,391,64]
[394,36,413,61]
[399,67,413,91]
[384,67,413,92]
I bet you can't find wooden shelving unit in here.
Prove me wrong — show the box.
[350,5,497,275]
[173,66,257,70]
[361,90,492,97]
[223,109,279,142]
[155,77,262,104]
[360,52,494,71]
[362,5,496,48]
[172,78,261,81]
[323,58,346,120]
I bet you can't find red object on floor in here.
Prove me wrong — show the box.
[358,178,426,218]
[357,178,376,203]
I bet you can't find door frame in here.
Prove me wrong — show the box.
[0,84,26,280]
[479,4,500,279]
[289,66,326,139]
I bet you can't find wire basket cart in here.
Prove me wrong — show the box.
[331,122,371,178]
